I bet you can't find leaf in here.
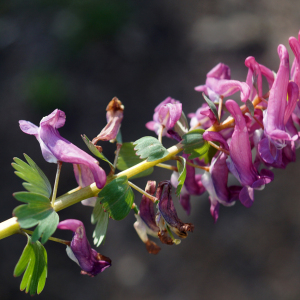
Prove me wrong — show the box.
[174,111,189,137]
[91,200,109,247]
[176,156,186,196]
[98,176,134,220]
[117,142,154,179]
[13,192,59,244]
[14,234,47,295]
[182,129,208,159]
[202,93,220,123]
[12,154,52,198]
[246,99,255,116]
[199,143,218,164]
[133,136,169,162]
[81,135,114,168]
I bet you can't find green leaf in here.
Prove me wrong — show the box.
[176,156,186,196]
[174,111,189,137]
[14,234,47,295]
[81,135,114,168]
[117,142,154,179]
[133,136,169,162]
[182,129,208,159]
[12,154,52,198]
[202,93,220,123]
[91,200,109,247]
[13,192,59,244]
[246,99,255,116]
[98,176,134,220]
[199,143,218,164]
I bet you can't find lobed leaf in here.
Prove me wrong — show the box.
[14,234,47,295]
[117,142,154,179]
[13,192,59,244]
[176,156,187,196]
[12,154,52,198]
[133,136,169,162]
[81,135,114,168]
[98,176,134,220]
[91,200,109,247]
[182,129,208,159]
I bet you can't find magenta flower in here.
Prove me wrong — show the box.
[289,31,300,99]
[225,100,273,207]
[258,45,299,165]
[57,219,111,277]
[92,97,124,144]
[195,63,250,102]
[19,109,106,189]
[146,97,182,136]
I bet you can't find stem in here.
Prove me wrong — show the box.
[185,161,210,172]
[158,125,164,143]
[128,181,158,203]
[51,161,62,207]
[131,203,139,214]
[113,143,122,171]
[20,229,70,245]
[156,163,178,172]
[207,141,230,155]
[218,96,223,122]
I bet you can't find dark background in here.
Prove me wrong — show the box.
[1,1,300,299]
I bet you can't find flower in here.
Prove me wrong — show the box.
[146,97,182,136]
[92,97,124,144]
[156,181,194,244]
[134,181,161,254]
[57,219,111,277]
[195,63,250,102]
[258,45,299,166]
[225,100,273,207]
[19,109,106,189]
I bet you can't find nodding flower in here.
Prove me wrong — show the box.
[57,219,111,277]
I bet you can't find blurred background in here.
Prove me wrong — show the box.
[1,0,300,299]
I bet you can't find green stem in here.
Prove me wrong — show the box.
[51,161,62,206]
[20,229,70,245]
[0,142,183,239]
[128,181,158,203]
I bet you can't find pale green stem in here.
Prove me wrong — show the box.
[51,161,62,206]
[158,125,164,143]
[0,142,183,239]
[113,143,122,171]
[20,229,70,245]
[156,163,178,172]
[128,181,158,203]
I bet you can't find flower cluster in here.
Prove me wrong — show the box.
[147,31,300,222]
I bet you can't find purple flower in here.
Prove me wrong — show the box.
[146,97,182,136]
[225,100,273,207]
[289,31,300,100]
[57,219,111,277]
[258,45,299,165]
[134,181,161,254]
[92,97,124,144]
[156,181,194,244]
[195,63,250,102]
[19,109,106,189]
